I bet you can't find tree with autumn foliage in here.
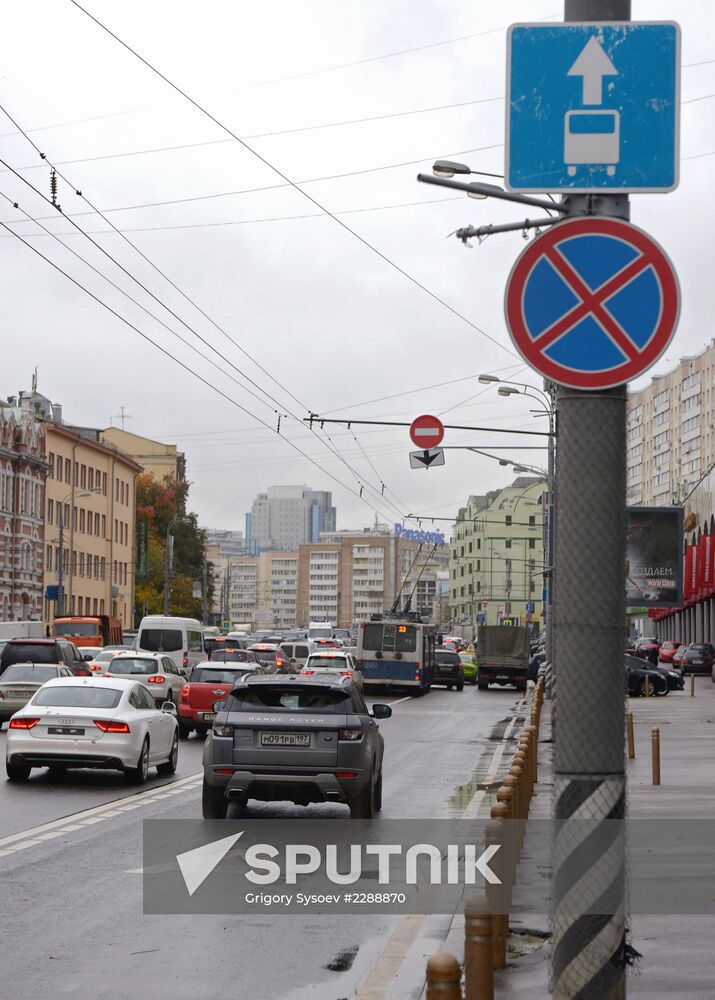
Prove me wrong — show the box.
[134,473,211,621]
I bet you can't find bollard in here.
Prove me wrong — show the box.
[495,789,515,893]
[510,763,525,826]
[514,750,529,809]
[652,727,661,785]
[464,897,494,1000]
[484,818,507,970]
[626,711,635,760]
[690,671,695,697]
[426,952,463,1000]
[518,740,533,806]
[525,724,538,784]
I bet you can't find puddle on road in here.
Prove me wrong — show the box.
[447,713,524,816]
[325,944,359,972]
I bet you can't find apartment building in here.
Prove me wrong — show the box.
[100,428,186,483]
[626,343,715,507]
[247,486,336,553]
[0,402,47,621]
[449,478,546,628]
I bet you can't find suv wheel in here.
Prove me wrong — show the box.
[202,781,228,819]
[350,774,376,819]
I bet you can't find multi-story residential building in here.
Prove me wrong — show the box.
[296,527,448,628]
[7,390,141,629]
[246,486,336,553]
[204,528,246,559]
[449,478,546,628]
[626,342,715,507]
[100,428,186,482]
[0,401,47,621]
[224,552,299,630]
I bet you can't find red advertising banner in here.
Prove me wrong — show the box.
[683,545,695,602]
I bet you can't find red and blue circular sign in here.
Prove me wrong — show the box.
[504,217,680,390]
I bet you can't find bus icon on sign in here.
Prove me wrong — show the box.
[564,109,620,176]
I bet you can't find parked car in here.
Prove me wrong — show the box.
[136,615,206,675]
[658,640,682,665]
[302,650,364,692]
[625,658,669,697]
[178,662,265,738]
[458,652,478,685]
[202,674,391,819]
[275,641,312,674]
[103,652,186,705]
[205,636,248,656]
[672,644,687,669]
[0,638,88,677]
[0,663,75,723]
[434,649,465,691]
[624,653,682,693]
[680,643,715,675]
[6,676,178,783]
[634,637,660,660]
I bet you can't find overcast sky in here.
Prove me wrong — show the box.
[1,1,712,536]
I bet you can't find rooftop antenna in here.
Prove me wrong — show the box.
[110,406,132,431]
[31,367,38,393]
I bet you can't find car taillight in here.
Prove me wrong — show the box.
[9,717,39,729]
[93,720,130,733]
[339,671,352,678]
[276,658,284,667]
[303,670,314,675]
[183,652,189,670]
[180,685,190,701]
[214,767,234,775]
[338,727,362,741]
[336,771,357,779]
[213,725,233,737]
[147,675,165,683]
[89,664,103,671]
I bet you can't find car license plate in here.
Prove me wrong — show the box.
[5,691,32,699]
[497,674,509,680]
[260,732,310,747]
[48,727,85,736]
[201,712,215,722]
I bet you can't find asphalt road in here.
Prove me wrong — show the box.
[0,685,524,1000]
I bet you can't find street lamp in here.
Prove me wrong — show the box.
[57,487,102,617]
[163,515,186,615]
[432,159,473,179]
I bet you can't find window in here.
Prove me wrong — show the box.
[505,539,512,549]
[64,458,71,482]
[78,596,83,614]
[46,545,52,571]
[529,515,536,526]
[48,452,54,478]
[653,410,669,428]
[652,432,669,449]
[529,538,536,549]
[79,509,85,532]
[506,515,512,526]
[80,464,86,488]
[102,472,107,495]
[56,455,62,480]
[682,416,700,433]
[88,468,94,490]
[652,389,670,407]
[682,394,701,413]
[101,514,106,536]
[138,629,183,653]
[92,598,98,614]
[86,510,92,535]
[48,498,54,523]
[682,372,700,391]
[78,553,85,576]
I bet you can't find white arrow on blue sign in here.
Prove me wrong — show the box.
[506,21,680,193]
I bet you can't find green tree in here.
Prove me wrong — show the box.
[134,473,212,621]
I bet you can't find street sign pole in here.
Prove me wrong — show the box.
[551,2,629,997]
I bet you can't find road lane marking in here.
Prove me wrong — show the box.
[0,770,203,853]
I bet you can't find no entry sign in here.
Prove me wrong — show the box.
[409,415,445,449]
[504,217,680,389]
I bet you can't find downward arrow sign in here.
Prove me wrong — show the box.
[567,36,618,105]
[419,449,438,467]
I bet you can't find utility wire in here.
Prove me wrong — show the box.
[63,2,520,362]
[1,217,402,527]
[0,151,405,518]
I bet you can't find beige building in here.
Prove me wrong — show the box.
[224,552,298,630]
[449,478,546,629]
[296,530,449,628]
[626,342,715,507]
[100,428,185,482]
[44,422,141,628]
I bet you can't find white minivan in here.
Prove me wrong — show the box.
[136,615,206,677]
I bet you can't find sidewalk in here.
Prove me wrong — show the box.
[499,676,715,998]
